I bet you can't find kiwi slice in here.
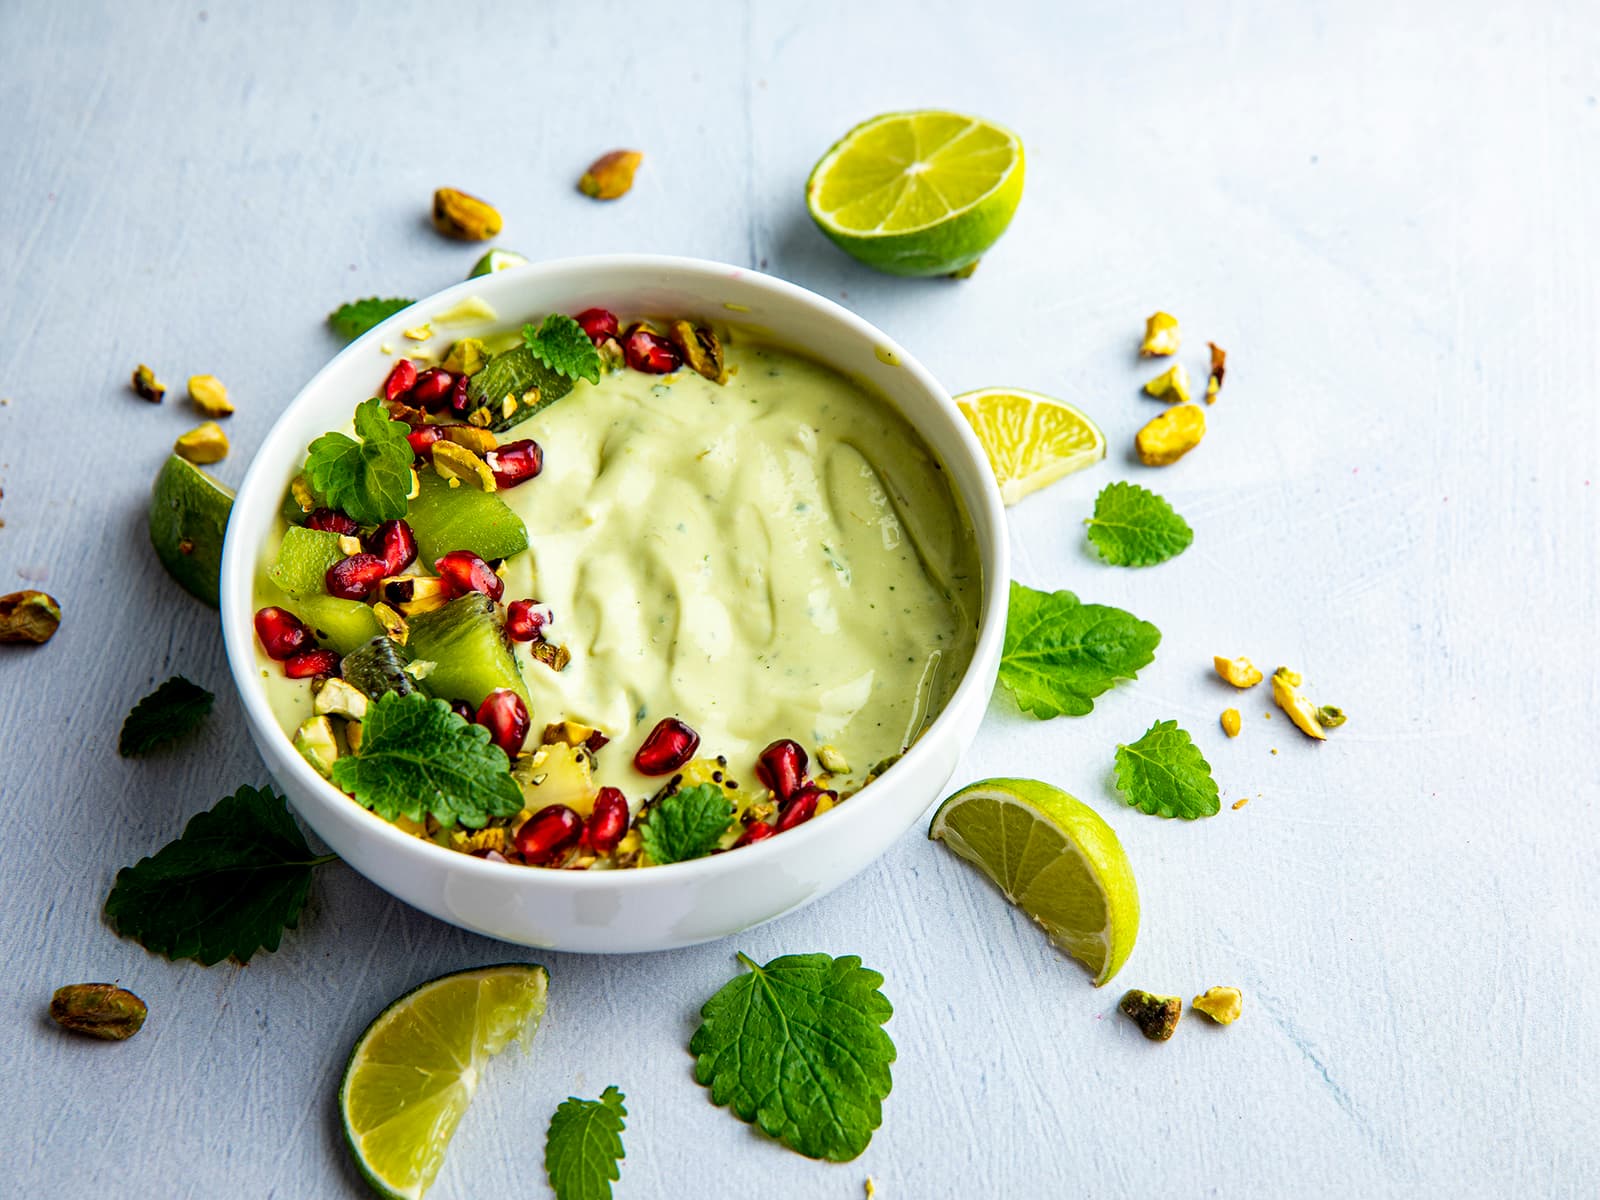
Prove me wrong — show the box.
[465,344,572,431]
[407,471,528,568]
[149,454,234,607]
[341,636,417,700]
[405,593,527,707]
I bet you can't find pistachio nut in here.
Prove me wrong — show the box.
[187,374,233,417]
[1139,311,1181,356]
[131,363,165,403]
[174,421,229,465]
[0,589,61,644]
[431,187,503,241]
[1134,404,1205,467]
[430,441,497,490]
[578,149,643,200]
[50,983,148,1040]
[1119,989,1182,1041]
[668,320,728,384]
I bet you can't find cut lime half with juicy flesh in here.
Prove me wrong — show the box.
[340,964,549,1200]
[930,779,1139,986]
[806,110,1025,277]
[149,453,234,606]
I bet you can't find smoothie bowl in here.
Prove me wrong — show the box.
[221,256,1007,952]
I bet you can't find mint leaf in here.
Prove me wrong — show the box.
[544,1086,627,1200]
[1113,719,1221,819]
[1085,481,1193,567]
[523,314,602,385]
[999,581,1161,718]
[118,675,214,756]
[691,952,895,1162]
[330,693,523,829]
[328,297,414,341]
[104,785,336,965]
[304,397,413,524]
[639,783,733,865]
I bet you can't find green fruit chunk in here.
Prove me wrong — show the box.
[466,345,572,431]
[407,471,528,568]
[270,526,345,597]
[149,454,234,607]
[467,248,530,278]
[341,636,418,700]
[294,594,384,655]
[406,593,527,707]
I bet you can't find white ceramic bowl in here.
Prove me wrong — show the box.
[221,255,1008,953]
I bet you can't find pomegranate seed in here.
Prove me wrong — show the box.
[575,307,620,343]
[504,599,551,642]
[622,326,682,374]
[410,367,456,411]
[450,700,476,723]
[777,785,831,832]
[435,550,503,601]
[632,717,700,775]
[734,820,776,848]
[755,739,809,801]
[515,804,584,866]
[484,439,543,489]
[585,730,611,754]
[325,553,388,600]
[383,359,417,402]
[475,689,529,757]
[254,606,310,660]
[368,519,417,576]
[585,787,629,855]
[449,373,474,416]
[284,648,340,679]
[305,508,359,535]
[407,426,444,458]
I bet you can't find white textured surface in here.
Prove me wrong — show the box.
[2,1,1596,1197]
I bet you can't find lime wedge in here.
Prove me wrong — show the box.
[467,248,529,278]
[806,110,1024,277]
[340,964,548,1200]
[148,453,234,607]
[930,779,1138,986]
[955,387,1105,506]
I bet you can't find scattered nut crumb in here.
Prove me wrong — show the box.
[817,744,850,774]
[1120,989,1182,1041]
[1221,708,1242,737]
[432,187,503,241]
[1316,705,1347,728]
[1232,797,1248,810]
[1206,341,1227,402]
[1213,655,1264,689]
[187,373,233,417]
[1271,666,1328,741]
[1135,404,1205,466]
[131,363,165,403]
[865,1178,877,1199]
[1144,362,1192,403]
[0,589,61,644]
[174,421,229,464]
[1192,986,1243,1025]
[579,149,644,200]
[1140,311,1181,356]
[403,324,433,342]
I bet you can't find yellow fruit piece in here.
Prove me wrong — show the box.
[1221,708,1242,737]
[187,374,233,417]
[1193,985,1243,1025]
[956,387,1106,506]
[174,421,229,464]
[1143,363,1191,403]
[1140,312,1181,356]
[1213,655,1264,689]
[1135,404,1204,467]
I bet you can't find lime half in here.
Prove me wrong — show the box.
[148,453,234,607]
[806,110,1024,277]
[467,248,529,278]
[930,779,1138,986]
[955,387,1106,506]
[340,964,549,1200]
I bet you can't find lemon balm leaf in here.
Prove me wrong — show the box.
[304,398,413,524]
[638,783,733,865]
[1085,481,1193,567]
[118,675,214,756]
[327,296,415,341]
[691,952,895,1162]
[104,785,336,965]
[523,314,602,385]
[999,581,1161,718]
[1113,720,1221,819]
[331,693,523,830]
[544,1086,627,1200]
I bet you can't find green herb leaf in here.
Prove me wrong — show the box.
[690,952,895,1162]
[523,314,602,385]
[304,397,413,524]
[104,785,335,965]
[330,692,523,829]
[118,675,214,756]
[1084,481,1194,567]
[1113,719,1221,819]
[638,783,734,865]
[328,297,415,341]
[999,581,1161,718]
[544,1086,627,1200]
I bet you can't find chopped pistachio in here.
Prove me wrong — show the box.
[441,337,488,376]
[1134,404,1205,466]
[431,186,503,241]
[1192,986,1243,1025]
[187,374,233,417]
[1143,363,1192,403]
[668,320,728,384]
[381,574,452,616]
[0,589,61,644]
[816,744,850,774]
[1139,311,1181,356]
[173,421,229,464]
[440,425,498,456]
[542,720,597,747]
[131,363,166,403]
[1119,989,1182,1041]
[467,405,494,428]
[1206,341,1227,403]
[531,641,571,672]
[1316,705,1347,728]
[402,324,432,342]
[313,678,369,721]
[406,468,421,501]
[1232,797,1249,810]
[1212,655,1264,689]
[1221,708,1242,737]
[1271,666,1327,741]
[372,601,408,645]
[293,715,341,777]
[50,983,148,1040]
[431,441,497,490]
[345,719,363,753]
[288,475,317,516]
[578,149,643,200]
[336,534,363,557]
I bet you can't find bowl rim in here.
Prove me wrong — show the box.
[220,252,1009,890]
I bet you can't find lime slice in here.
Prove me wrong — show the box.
[340,964,549,1200]
[806,110,1024,277]
[467,248,529,278]
[148,453,234,607]
[930,779,1138,986]
[955,387,1105,506]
